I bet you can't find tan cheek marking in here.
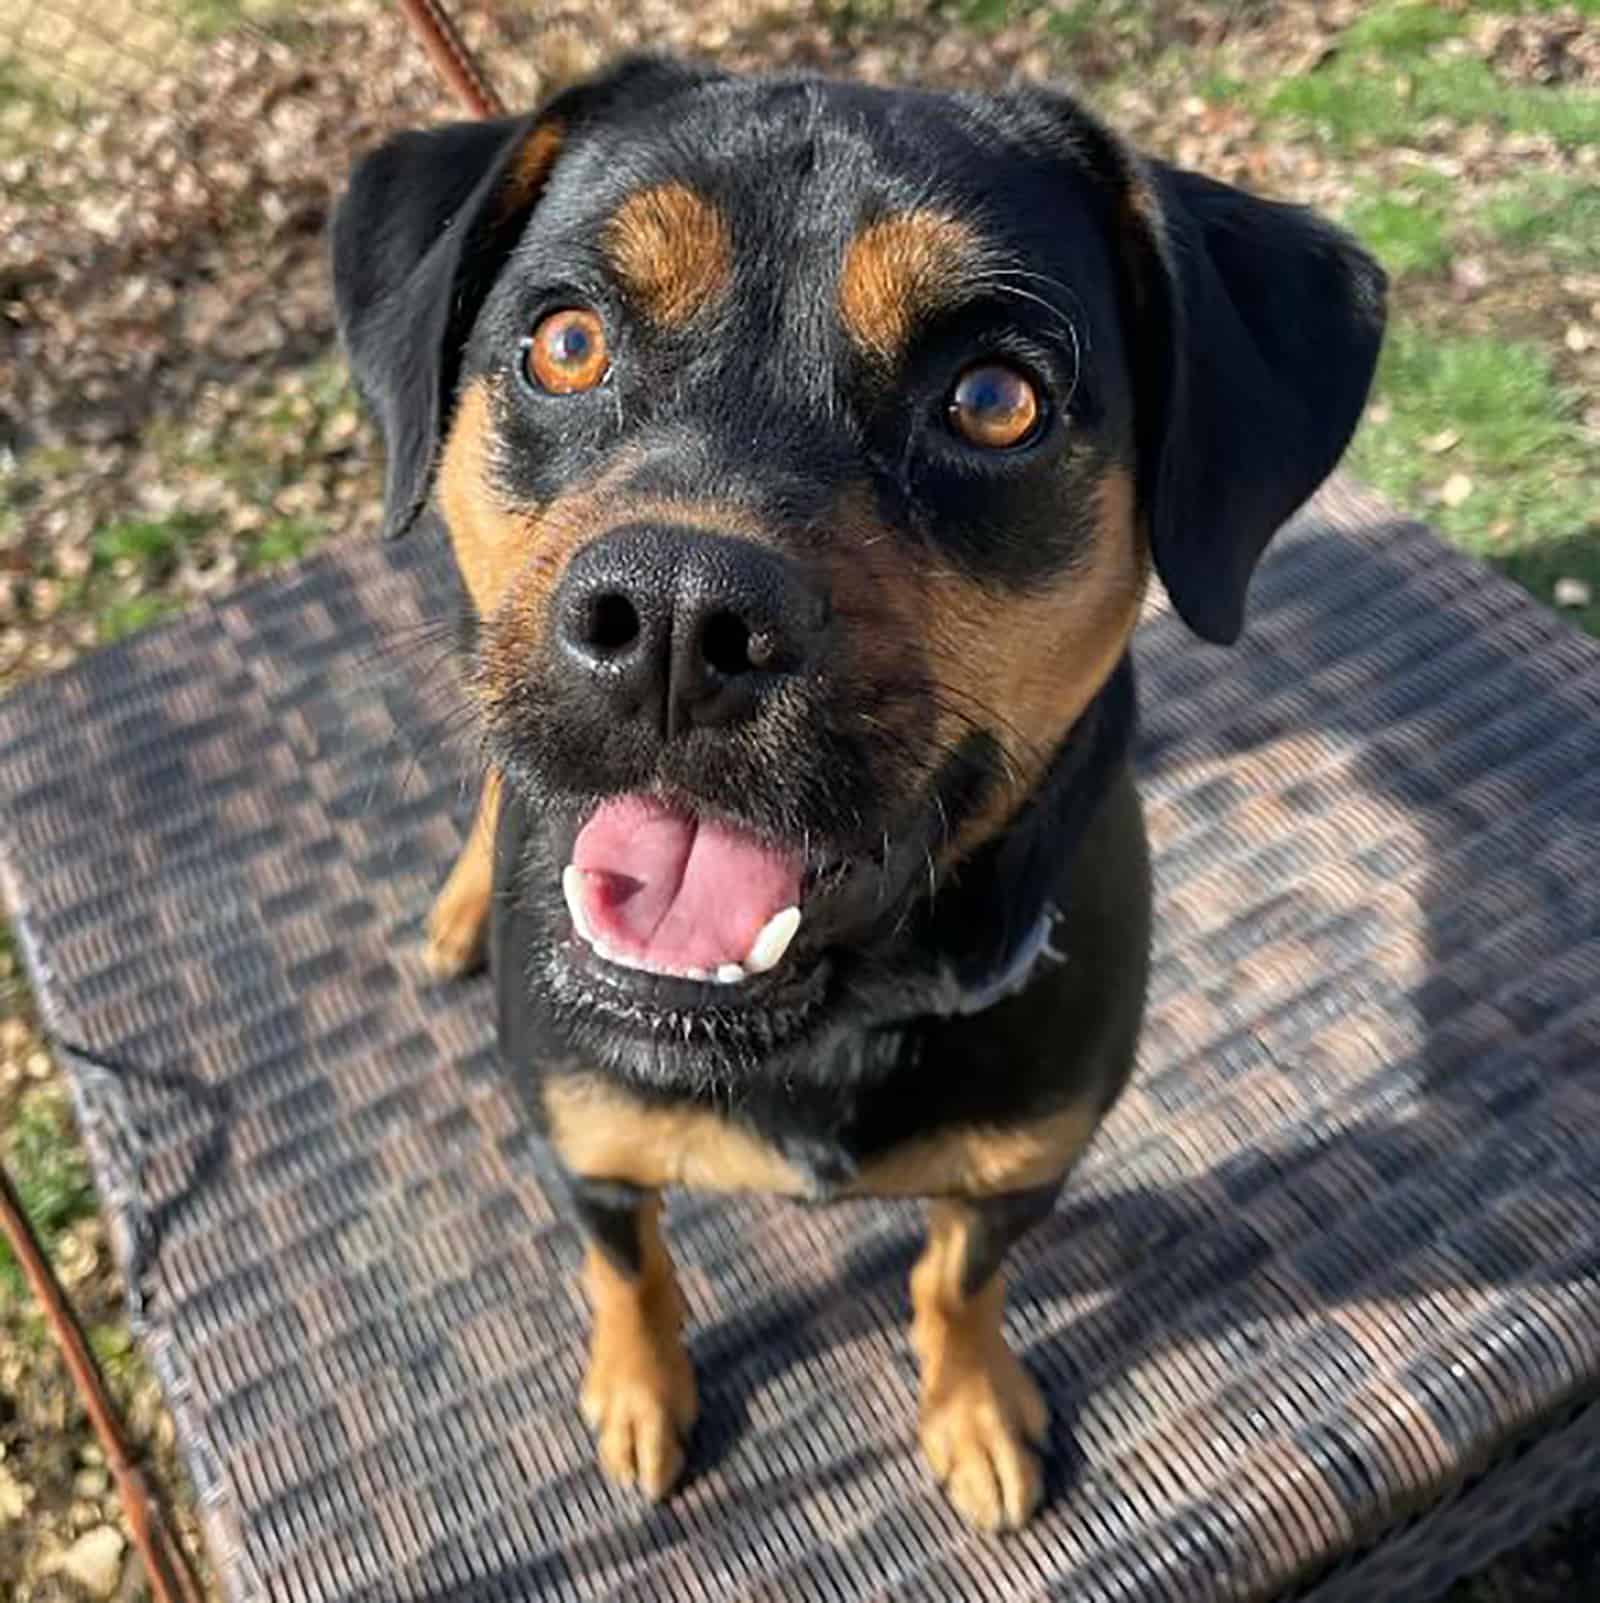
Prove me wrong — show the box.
[838,211,983,364]
[852,1103,1099,1198]
[605,182,734,328]
[925,468,1148,854]
[437,381,535,619]
[544,1075,810,1196]
[826,470,1147,858]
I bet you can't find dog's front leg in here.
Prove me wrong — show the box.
[425,767,501,977]
[570,1178,698,1499]
[911,1184,1060,1531]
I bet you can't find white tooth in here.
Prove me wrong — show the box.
[683,967,709,982]
[745,906,801,974]
[716,963,746,985]
[562,865,595,945]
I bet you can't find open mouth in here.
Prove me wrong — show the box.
[559,794,811,992]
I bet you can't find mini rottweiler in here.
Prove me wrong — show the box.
[332,57,1384,1531]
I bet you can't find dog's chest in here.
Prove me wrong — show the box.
[539,1064,1097,1204]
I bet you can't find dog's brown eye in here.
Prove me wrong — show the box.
[526,309,610,394]
[947,363,1041,450]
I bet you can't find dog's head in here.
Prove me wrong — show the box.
[333,59,1384,1083]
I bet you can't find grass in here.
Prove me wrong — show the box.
[1348,326,1600,619]
[92,513,209,570]
[0,56,60,118]
[1242,0,1600,638]
[1481,174,1600,267]
[1478,0,1600,13]
[1339,0,1467,54]
[1045,1,1096,45]
[1364,330,1576,476]
[1344,182,1454,277]
[1265,0,1600,151]
[0,1090,96,1297]
[245,517,321,569]
[1270,59,1600,150]
[96,595,179,641]
[171,0,258,40]
[953,0,1011,29]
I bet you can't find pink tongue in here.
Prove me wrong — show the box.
[570,796,803,974]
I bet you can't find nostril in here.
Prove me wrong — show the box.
[582,592,640,655]
[701,610,757,676]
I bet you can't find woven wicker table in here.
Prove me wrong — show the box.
[1,477,1597,1603]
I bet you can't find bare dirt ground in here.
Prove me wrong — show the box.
[1,0,1597,1596]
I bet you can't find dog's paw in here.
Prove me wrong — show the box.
[423,876,490,979]
[581,1324,698,1500]
[918,1338,1047,1531]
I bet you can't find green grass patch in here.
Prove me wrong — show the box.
[96,594,179,641]
[1473,0,1600,14]
[1268,71,1413,148]
[170,0,308,42]
[1480,174,1600,267]
[952,0,1013,29]
[1367,328,1576,472]
[1343,182,1453,277]
[0,57,70,159]
[93,512,209,569]
[244,518,321,571]
[1046,1,1095,45]
[171,0,252,38]
[820,0,919,31]
[0,923,24,1015]
[89,1321,142,1398]
[1266,6,1600,151]
[1270,60,1600,149]
[0,1091,96,1298]
[1193,69,1249,104]
[1340,1,1467,57]
[1348,326,1598,562]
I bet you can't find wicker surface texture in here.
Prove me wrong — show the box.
[1,477,1598,1603]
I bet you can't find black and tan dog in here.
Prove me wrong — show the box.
[332,57,1384,1531]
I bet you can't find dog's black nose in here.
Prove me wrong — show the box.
[553,526,828,738]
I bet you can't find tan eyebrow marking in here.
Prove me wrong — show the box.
[838,209,985,364]
[603,182,735,328]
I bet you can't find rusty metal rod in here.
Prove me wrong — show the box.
[394,0,505,118]
[0,1161,206,1603]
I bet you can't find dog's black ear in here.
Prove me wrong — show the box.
[1126,162,1387,643]
[331,56,712,539]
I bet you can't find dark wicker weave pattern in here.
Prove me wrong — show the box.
[1,477,1597,1602]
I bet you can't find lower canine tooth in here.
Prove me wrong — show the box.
[745,906,801,974]
[562,865,595,945]
[716,963,746,984]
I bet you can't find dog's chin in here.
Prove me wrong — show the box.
[543,937,834,1088]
